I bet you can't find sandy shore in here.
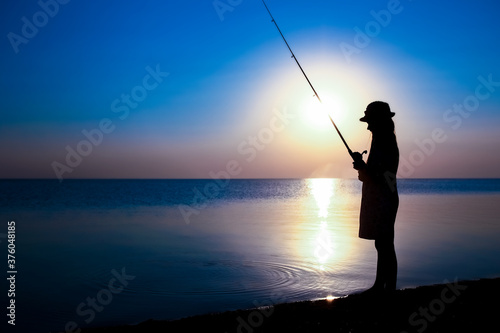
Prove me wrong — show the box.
[81,277,500,333]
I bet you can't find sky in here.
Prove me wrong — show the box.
[1,0,500,179]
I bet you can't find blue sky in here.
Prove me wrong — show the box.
[1,0,500,179]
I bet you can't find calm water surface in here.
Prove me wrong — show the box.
[1,179,500,332]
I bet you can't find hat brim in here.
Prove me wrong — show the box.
[360,112,395,122]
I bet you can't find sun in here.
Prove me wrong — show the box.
[300,94,347,130]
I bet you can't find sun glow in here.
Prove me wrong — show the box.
[325,295,336,302]
[301,95,347,130]
[247,48,395,177]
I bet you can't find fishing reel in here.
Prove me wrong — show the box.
[351,150,367,163]
[351,150,367,171]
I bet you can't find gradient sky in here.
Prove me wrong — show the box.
[1,0,500,179]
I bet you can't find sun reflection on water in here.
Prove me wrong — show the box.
[308,178,336,270]
[314,221,333,270]
[309,178,334,219]
[289,178,359,297]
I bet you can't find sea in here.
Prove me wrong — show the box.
[1,178,500,332]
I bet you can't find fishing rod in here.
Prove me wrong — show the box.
[261,0,365,161]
